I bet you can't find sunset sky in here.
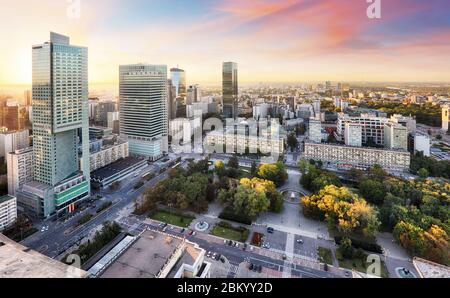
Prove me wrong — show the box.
[1,0,450,86]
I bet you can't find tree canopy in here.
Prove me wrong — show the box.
[257,162,288,187]
[301,185,380,236]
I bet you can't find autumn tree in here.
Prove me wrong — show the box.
[301,185,380,236]
[257,162,288,187]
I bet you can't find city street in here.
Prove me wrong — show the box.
[21,161,176,259]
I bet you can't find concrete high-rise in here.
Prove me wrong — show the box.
[119,64,168,160]
[187,84,201,105]
[7,147,33,197]
[222,62,238,119]
[94,101,116,127]
[17,32,91,218]
[309,117,322,143]
[344,123,362,147]
[442,105,449,132]
[384,122,408,151]
[167,79,177,120]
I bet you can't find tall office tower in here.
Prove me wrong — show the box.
[167,79,176,120]
[187,84,201,105]
[0,103,26,131]
[344,123,362,147]
[17,32,90,218]
[384,122,408,151]
[94,101,116,127]
[286,97,295,111]
[170,67,186,99]
[442,105,449,132]
[119,64,168,160]
[88,97,99,120]
[107,112,120,129]
[309,117,322,143]
[222,62,238,119]
[24,90,32,106]
[312,100,321,118]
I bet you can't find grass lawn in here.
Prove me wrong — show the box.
[317,247,333,265]
[211,225,248,242]
[150,210,194,228]
[337,251,389,278]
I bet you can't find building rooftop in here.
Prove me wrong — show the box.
[0,195,15,205]
[99,230,183,278]
[96,230,208,279]
[91,156,146,180]
[0,234,88,278]
[413,257,450,278]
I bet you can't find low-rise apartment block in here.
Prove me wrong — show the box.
[303,141,410,171]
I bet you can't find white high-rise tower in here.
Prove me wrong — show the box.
[442,105,449,132]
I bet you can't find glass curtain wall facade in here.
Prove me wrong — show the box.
[29,32,90,218]
[222,62,238,119]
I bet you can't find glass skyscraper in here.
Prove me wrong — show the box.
[119,64,168,160]
[170,67,186,99]
[222,62,238,119]
[19,32,90,218]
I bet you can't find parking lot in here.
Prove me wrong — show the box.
[263,228,287,251]
[293,234,318,260]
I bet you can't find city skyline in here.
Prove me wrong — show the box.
[1,0,450,86]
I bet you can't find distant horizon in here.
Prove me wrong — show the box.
[2,80,450,89]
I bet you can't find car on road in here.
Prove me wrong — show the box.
[282,254,287,260]
[224,240,228,244]
[296,239,304,244]
[344,271,351,277]
[206,251,212,258]
[214,254,221,261]
[187,229,193,236]
[180,228,185,234]
[257,265,262,273]
[220,256,226,263]
[248,263,254,270]
[212,252,217,259]
[234,242,239,248]
[267,227,274,234]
